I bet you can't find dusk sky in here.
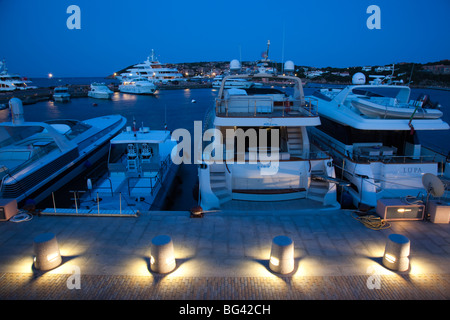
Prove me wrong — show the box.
[1,0,449,77]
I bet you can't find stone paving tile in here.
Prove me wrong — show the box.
[0,273,448,300]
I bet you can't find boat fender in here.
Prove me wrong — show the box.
[87,178,92,190]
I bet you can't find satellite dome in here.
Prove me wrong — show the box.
[284,60,295,72]
[352,72,366,85]
[230,59,241,70]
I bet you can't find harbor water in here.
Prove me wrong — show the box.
[1,79,449,211]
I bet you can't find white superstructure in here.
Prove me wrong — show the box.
[307,76,450,208]
[0,59,36,91]
[79,122,177,213]
[119,78,157,95]
[197,71,340,211]
[53,87,71,102]
[117,50,185,84]
[88,83,114,99]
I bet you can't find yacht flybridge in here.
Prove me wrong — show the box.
[0,98,126,206]
[308,74,450,208]
[198,72,341,211]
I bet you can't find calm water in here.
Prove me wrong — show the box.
[1,81,449,210]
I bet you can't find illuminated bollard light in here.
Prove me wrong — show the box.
[269,235,294,274]
[33,233,62,271]
[150,235,176,274]
[382,234,410,272]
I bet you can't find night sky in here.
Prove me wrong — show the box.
[1,0,449,77]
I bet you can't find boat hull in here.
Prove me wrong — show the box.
[0,115,127,207]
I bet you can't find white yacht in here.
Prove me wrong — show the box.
[0,59,36,91]
[197,72,340,211]
[307,73,450,208]
[88,83,114,99]
[79,122,177,213]
[53,87,71,102]
[0,98,126,206]
[119,78,157,95]
[117,50,185,84]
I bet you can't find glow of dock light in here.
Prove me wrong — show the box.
[48,73,53,79]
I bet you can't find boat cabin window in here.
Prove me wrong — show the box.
[318,116,416,155]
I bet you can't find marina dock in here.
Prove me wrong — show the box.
[0,206,449,302]
[0,82,212,105]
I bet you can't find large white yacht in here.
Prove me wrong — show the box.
[0,98,126,206]
[79,121,177,213]
[197,71,340,211]
[119,77,157,95]
[307,73,450,208]
[0,59,36,91]
[212,76,254,89]
[117,50,185,84]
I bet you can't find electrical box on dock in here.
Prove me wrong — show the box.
[376,198,425,221]
[0,199,18,221]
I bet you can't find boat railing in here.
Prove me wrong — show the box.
[309,133,449,174]
[215,96,318,117]
[0,143,58,178]
[125,154,172,196]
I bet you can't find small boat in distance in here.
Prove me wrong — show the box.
[88,83,114,99]
[119,78,157,95]
[53,87,71,102]
[79,121,178,213]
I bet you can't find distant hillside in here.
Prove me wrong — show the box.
[109,59,450,87]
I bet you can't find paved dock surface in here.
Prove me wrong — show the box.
[0,208,449,302]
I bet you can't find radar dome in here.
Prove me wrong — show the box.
[230,59,241,70]
[284,60,295,72]
[352,72,366,85]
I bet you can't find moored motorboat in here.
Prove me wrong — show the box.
[0,98,126,207]
[119,78,157,95]
[197,68,341,211]
[88,83,114,99]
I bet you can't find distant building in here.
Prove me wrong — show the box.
[422,64,450,75]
